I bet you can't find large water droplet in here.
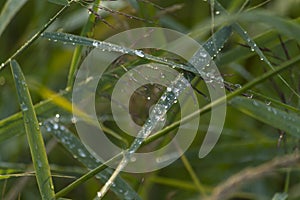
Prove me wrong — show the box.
[53,123,59,130]
[97,192,102,198]
[134,50,145,58]
[21,102,28,111]
[92,41,99,47]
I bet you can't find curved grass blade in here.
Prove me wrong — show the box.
[0,0,27,38]
[207,154,300,200]
[229,96,300,138]
[209,0,300,98]
[10,60,55,200]
[41,32,202,75]
[96,25,232,199]
[30,52,300,199]
[241,11,300,42]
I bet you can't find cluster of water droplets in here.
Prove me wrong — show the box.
[127,73,189,156]
[190,48,224,86]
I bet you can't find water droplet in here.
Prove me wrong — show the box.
[265,101,271,106]
[46,126,51,132]
[78,149,87,158]
[37,160,42,168]
[130,156,136,162]
[199,52,208,58]
[260,58,264,61]
[92,41,98,47]
[53,123,59,130]
[167,87,172,92]
[54,114,60,122]
[71,117,77,124]
[147,96,151,100]
[53,39,57,42]
[235,84,242,89]
[1,63,4,68]
[40,33,44,37]
[247,94,253,99]
[253,100,259,106]
[134,50,145,58]
[21,102,28,111]
[215,11,220,15]
[251,48,254,52]
[97,192,102,198]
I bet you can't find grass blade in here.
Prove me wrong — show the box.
[41,32,204,75]
[0,0,27,37]
[42,121,141,200]
[230,96,300,138]
[67,0,101,89]
[241,11,300,42]
[10,60,55,200]
[210,0,300,98]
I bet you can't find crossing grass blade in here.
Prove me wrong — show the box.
[10,60,55,200]
[210,0,300,98]
[230,96,300,138]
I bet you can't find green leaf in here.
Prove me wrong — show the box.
[0,0,27,37]
[48,0,69,6]
[41,32,201,75]
[272,193,288,200]
[10,60,55,200]
[230,97,300,138]
[241,11,300,42]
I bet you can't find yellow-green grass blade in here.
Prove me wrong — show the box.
[10,60,55,200]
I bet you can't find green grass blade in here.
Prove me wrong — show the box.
[67,0,101,89]
[230,96,300,138]
[241,11,300,42]
[210,0,300,98]
[10,60,55,200]
[41,32,202,75]
[0,0,27,38]
[203,26,232,56]
[42,121,141,200]
[0,90,71,142]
